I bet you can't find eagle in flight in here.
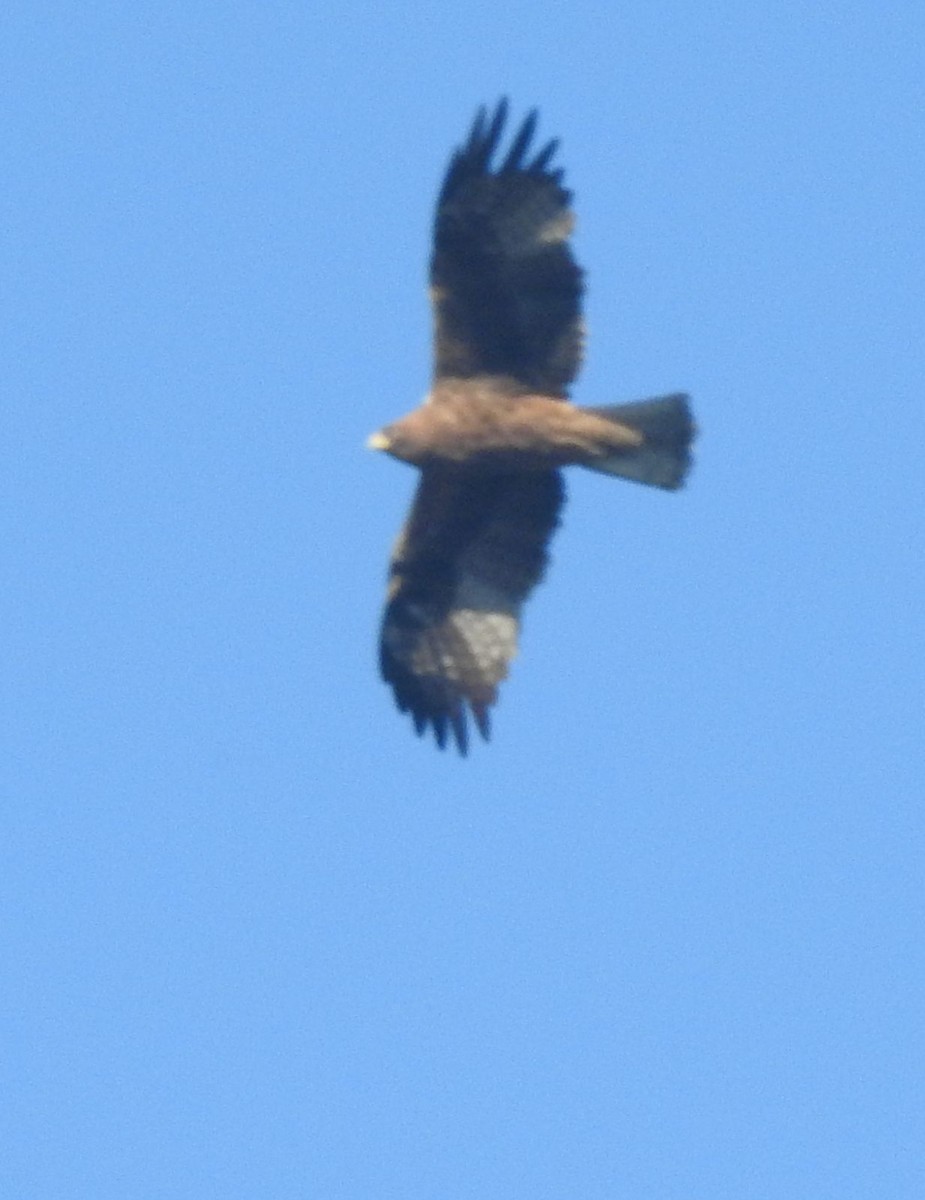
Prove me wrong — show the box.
[369,100,694,754]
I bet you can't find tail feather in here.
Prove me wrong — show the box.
[583,393,694,490]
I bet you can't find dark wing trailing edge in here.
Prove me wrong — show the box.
[380,468,565,754]
[431,99,584,394]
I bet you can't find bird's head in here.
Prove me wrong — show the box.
[365,421,422,465]
[366,429,393,453]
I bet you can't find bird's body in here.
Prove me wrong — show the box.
[373,380,645,471]
[370,100,694,753]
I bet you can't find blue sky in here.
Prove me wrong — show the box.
[4,3,924,1196]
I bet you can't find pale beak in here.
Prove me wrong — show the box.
[366,431,391,452]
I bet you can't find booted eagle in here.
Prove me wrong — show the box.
[369,100,694,754]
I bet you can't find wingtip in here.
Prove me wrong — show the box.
[471,702,491,745]
[406,699,493,757]
[449,705,469,756]
[458,99,560,179]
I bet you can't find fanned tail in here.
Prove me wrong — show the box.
[583,393,694,490]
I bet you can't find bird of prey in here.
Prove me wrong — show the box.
[369,99,694,754]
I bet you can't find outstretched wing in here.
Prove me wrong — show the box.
[431,99,584,394]
[380,468,565,754]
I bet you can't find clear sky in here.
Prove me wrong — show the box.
[4,3,924,1197]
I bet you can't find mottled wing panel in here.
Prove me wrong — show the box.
[380,467,565,753]
[431,100,584,395]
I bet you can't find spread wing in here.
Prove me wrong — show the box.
[380,468,565,754]
[430,99,584,394]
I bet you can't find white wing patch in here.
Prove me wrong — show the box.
[449,609,518,678]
